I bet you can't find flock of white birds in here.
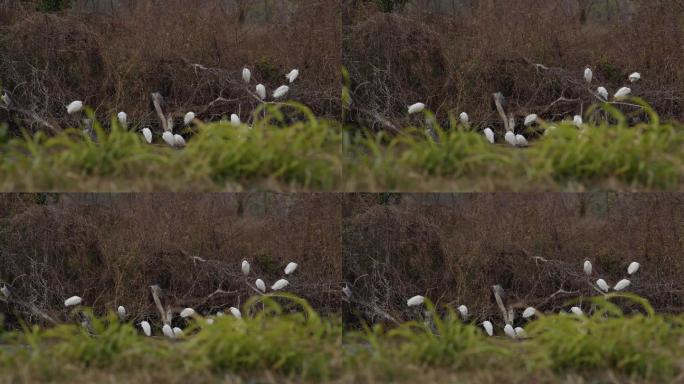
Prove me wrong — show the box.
[58,260,299,339]
[406,259,641,339]
[59,67,300,148]
[408,67,642,146]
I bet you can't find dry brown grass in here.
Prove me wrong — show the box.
[344,1,684,130]
[343,193,684,325]
[0,0,341,132]
[0,193,341,327]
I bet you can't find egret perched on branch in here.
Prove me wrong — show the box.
[273,85,290,99]
[597,87,609,100]
[481,321,493,336]
[596,279,609,292]
[505,131,517,147]
[614,279,631,291]
[614,87,631,99]
[174,134,186,148]
[342,284,352,299]
[117,306,126,320]
[241,260,250,276]
[285,69,299,83]
[504,324,517,339]
[515,134,528,147]
[140,321,152,337]
[628,72,641,83]
[1,92,9,106]
[583,260,592,276]
[162,324,174,338]
[483,128,495,144]
[256,84,267,100]
[407,295,425,307]
[184,112,196,126]
[255,279,266,293]
[628,262,640,275]
[584,67,593,84]
[162,132,175,147]
[141,128,153,144]
[408,103,425,115]
[0,285,9,298]
[242,68,251,84]
[64,296,82,307]
[570,306,584,316]
[271,279,289,291]
[229,307,242,319]
[117,111,127,128]
[231,114,241,126]
[67,100,83,114]
[180,308,196,318]
[459,112,469,124]
[523,307,536,319]
[524,114,538,127]
[284,262,298,275]
[457,305,468,320]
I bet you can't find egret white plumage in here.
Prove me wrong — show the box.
[0,284,9,298]
[614,87,631,99]
[229,307,242,318]
[583,260,592,276]
[628,72,641,83]
[1,92,9,106]
[524,114,538,127]
[483,128,495,144]
[459,112,469,124]
[273,85,289,99]
[628,261,640,275]
[162,324,174,338]
[407,295,425,307]
[504,324,517,339]
[457,305,468,320]
[505,131,517,147]
[140,321,152,337]
[407,103,425,114]
[596,278,609,292]
[67,100,83,114]
[162,131,175,147]
[573,115,583,127]
[285,262,298,275]
[241,260,250,276]
[614,279,631,291]
[515,134,528,147]
[117,305,126,320]
[343,285,352,298]
[597,87,609,100]
[255,279,266,293]
[117,111,127,127]
[570,306,584,316]
[184,112,196,126]
[242,68,251,84]
[584,67,593,83]
[141,128,153,144]
[173,134,186,148]
[271,279,289,291]
[481,321,494,336]
[256,84,267,100]
[231,114,241,125]
[285,69,299,83]
[514,327,527,338]
[64,296,83,307]
[173,327,183,337]
[180,308,196,318]
[523,307,536,319]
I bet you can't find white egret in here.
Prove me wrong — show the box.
[180,308,196,318]
[524,114,538,127]
[242,68,251,84]
[515,134,528,147]
[284,262,298,275]
[457,305,468,320]
[271,279,289,291]
[1,284,9,297]
[407,103,425,114]
[583,260,592,276]
[628,261,640,275]
[573,115,583,127]
[523,307,536,319]
[614,279,631,291]
[483,128,495,144]
[229,307,242,318]
[407,295,425,307]
[162,132,175,147]
[162,324,174,338]
[342,285,352,298]
[241,260,250,276]
[231,114,241,126]
[255,279,266,293]
[504,324,517,339]
[285,69,299,83]
[173,327,183,337]
[614,87,631,99]
[481,321,494,336]
[184,112,196,126]
[141,128,153,144]
[140,321,152,337]
[597,86,609,100]
[256,84,267,100]
[64,296,83,307]
[67,100,83,114]
[459,112,469,124]
[584,67,593,83]
[173,134,186,148]
[117,305,126,320]
[514,327,527,338]
[504,131,517,147]
[1,92,9,106]
[117,111,127,127]
[628,72,641,83]
[570,306,584,316]
[273,85,290,99]
[596,279,609,292]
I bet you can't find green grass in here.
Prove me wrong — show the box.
[344,100,684,191]
[0,103,341,191]
[2,294,684,383]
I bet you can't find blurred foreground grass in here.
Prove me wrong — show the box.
[1,294,683,383]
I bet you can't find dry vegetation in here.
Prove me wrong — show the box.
[0,193,341,328]
[344,0,684,130]
[343,193,684,325]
